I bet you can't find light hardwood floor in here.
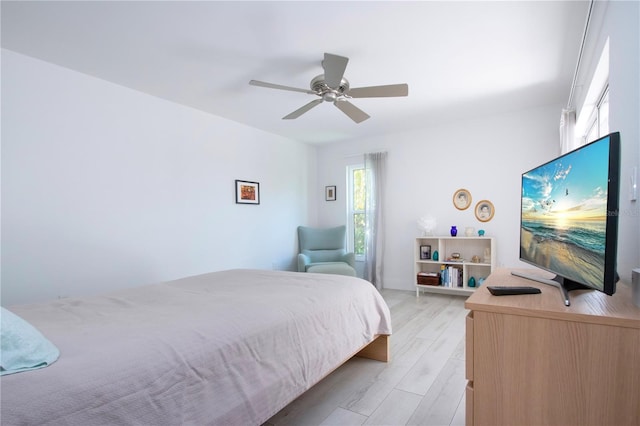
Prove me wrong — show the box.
[267,289,468,426]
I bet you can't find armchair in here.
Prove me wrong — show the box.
[297,225,356,277]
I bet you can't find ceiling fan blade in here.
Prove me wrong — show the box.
[283,99,323,120]
[249,80,316,95]
[347,83,409,98]
[322,53,349,89]
[334,100,370,123]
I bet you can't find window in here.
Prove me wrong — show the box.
[585,85,609,144]
[597,86,609,136]
[347,164,365,260]
[576,38,609,145]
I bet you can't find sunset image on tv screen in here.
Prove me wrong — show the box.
[520,137,610,290]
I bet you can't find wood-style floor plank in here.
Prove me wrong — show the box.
[406,358,466,425]
[364,389,424,426]
[319,407,367,426]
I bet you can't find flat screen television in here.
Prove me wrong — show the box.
[514,132,621,306]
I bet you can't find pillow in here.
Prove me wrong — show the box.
[1,307,60,375]
[302,248,346,263]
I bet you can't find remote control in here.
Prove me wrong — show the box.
[487,286,541,296]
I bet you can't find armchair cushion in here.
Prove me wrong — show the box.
[301,249,346,264]
[306,263,356,276]
[298,226,345,249]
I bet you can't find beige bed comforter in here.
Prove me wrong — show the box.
[0,269,391,425]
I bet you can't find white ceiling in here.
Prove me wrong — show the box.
[1,1,589,144]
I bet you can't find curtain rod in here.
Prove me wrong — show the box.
[567,0,595,109]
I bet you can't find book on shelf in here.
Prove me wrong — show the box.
[440,264,463,287]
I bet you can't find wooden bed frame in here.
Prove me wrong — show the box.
[356,334,390,362]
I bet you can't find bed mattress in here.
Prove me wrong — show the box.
[0,269,391,425]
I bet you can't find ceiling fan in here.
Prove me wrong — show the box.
[249,53,408,123]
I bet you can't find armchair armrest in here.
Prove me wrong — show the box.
[297,253,311,272]
[342,252,356,268]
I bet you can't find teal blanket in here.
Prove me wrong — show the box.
[1,307,59,375]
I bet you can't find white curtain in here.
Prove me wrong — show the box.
[560,108,577,154]
[363,152,387,290]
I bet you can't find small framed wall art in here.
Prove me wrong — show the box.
[325,185,336,201]
[235,180,260,205]
[475,200,494,222]
[420,245,432,260]
[453,188,472,210]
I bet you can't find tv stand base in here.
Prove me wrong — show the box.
[510,271,590,306]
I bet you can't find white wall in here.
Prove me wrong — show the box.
[1,50,316,305]
[315,105,560,291]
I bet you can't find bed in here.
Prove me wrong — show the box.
[0,269,392,425]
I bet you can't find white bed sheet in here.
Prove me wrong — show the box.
[0,269,391,425]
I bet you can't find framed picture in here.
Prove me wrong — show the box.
[420,245,431,260]
[235,180,260,205]
[475,200,495,222]
[453,188,472,210]
[325,185,336,201]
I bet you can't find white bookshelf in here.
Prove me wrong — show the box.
[414,236,496,297]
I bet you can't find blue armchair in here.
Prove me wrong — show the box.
[297,225,356,277]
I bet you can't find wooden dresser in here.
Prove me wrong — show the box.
[464,268,640,426]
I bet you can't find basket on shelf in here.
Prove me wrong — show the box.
[417,273,440,286]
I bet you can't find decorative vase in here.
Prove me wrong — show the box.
[450,226,458,237]
[417,215,437,236]
[432,250,439,261]
[468,276,476,287]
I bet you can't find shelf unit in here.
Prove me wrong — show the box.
[414,236,495,297]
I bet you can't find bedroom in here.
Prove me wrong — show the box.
[1,0,639,424]
[2,0,638,306]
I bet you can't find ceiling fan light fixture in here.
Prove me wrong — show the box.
[323,92,338,102]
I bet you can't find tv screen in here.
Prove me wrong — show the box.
[516,132,620,305]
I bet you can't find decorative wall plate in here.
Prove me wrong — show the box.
[475,200,494,222]
[453,188,472,210]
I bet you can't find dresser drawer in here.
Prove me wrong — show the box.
[466,381,474,426]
